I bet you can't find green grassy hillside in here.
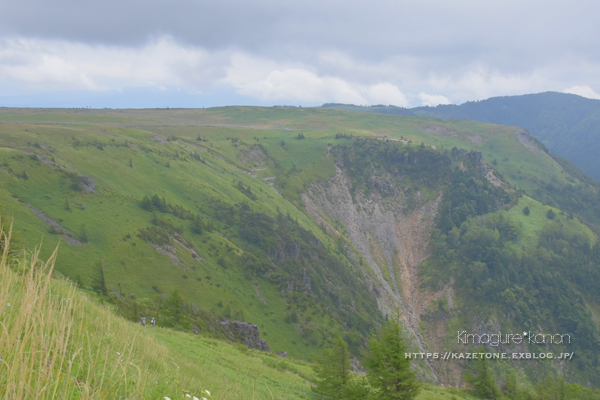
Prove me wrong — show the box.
[1,106,600,390]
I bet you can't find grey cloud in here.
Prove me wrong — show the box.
[4,0,600,65]
[2,0,600,106]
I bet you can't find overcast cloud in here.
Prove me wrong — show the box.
[1,0,599,107]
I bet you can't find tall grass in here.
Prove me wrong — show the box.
[0,220,161,398]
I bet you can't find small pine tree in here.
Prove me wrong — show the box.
[151,194,162,210]
[166,161,171,168]
[223,304,231,318]
[79,224,88,243]
[313,336,351,399]
[364,314,421,400]
[522,206,530,216]
[504,372,519,400]
[190,217,203,235]
[74,274,84,287]
[65,198,71,211]
[546,209,555,220]
[91,260,108,296]
[140,195,154,211]
[129,158,133,168]
[465,347,501,399]
[166,289,184,321]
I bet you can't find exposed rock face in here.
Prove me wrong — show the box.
[302,161,441,382]
[25,203,82,246]
[238,146,269,166]
[220,320,270,352]
[421,124,459,137]
[463,151,487,175]
[301,146,514,384]
[303,163,438,317]
[351,357,365,374]
[513,128,541,154]
[80,176,97,193]
[269,241,300,263]
[152,135,168,144]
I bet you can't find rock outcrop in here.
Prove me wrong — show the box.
[220,320,270,352]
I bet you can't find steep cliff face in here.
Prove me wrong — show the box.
[303,163,438,312]
[302,158,443,381]
[299,141,514,384]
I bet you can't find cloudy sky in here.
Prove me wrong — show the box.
[1,0,599,108]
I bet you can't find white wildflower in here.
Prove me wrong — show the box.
[186,395,191,398]
[203,390,211,396]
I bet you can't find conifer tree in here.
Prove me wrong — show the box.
[504,372,519,400]
[140,195,153,211]
[313,335,352,399]
[79,224,88,243]
[363,314,421,400]
[92,260,108,296]
[465,347,500,399]
[537,374,565,400]
[190,216,203,235]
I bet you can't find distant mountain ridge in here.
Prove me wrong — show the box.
[323,92,600,180]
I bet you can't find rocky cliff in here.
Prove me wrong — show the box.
[302,156,443,381]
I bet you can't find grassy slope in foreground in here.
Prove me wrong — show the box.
[0,225,316,399]
[0,223,484,400]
